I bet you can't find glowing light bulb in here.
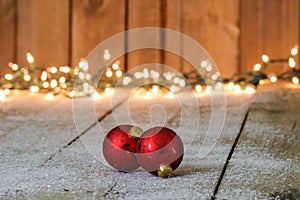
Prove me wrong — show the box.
[105,87,113,96]
[152,85,159,94]
[26,52,34,64]
[43,82,49,88]
[59,77,66,83]
[292,76,299,85]
[165,92,175,99]
[79,60,89,71]
[0,90,6,101]
[134,72,143,79]
[152,71,160,79]
[211,74,218,81]
[50,67,58,74]
[106,70,113,78]
[201,61,208,68]
[173,77,180,84]
[270,76,277,83]
[289,58,296,68]
[116,70,122,78]
[143,68,149,78]
[291,47,298,56]
[259,80,265,85]
[145,91,153,99]
[234,84,241,93]
[206,65,212,72]
[50,79,58,88]
[123,76,131,85]
[262,54,269,63]
[227,82,235,90]
[164,72,172,80]
[79,72,85,79]
[195,85,202,93]
[9,63,19,71]
[104,49,110,60]
[5,74,13,80]
[245,86,256,94]
[91,92,101,101]
[45,93,54,100]
[112,63,119,70]
[179,79,186,87]
[24,74,31,81]
[253,63,262,71]
[30,86,39,93]
[41,71,48,81]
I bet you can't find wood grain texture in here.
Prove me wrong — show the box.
[126,0,161,71]
[181,0,240,77]
[72,0,125,69]
[240,0,299,75]
[17,0,69,67]
[217,82,300,199]
[0,0,16,75]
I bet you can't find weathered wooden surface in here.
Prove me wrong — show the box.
[240,0,299,74]
[217,82,300,199]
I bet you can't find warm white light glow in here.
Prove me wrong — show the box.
[50,79,58,88]
[123,76,131,85]
[259,80,265,85]
[291,47,298,56]
[206,65,212,72]
[170,85,177,93]
[91,92,101,101]
[30,85,39,93]
[59,77,66,83]
[270,76,277,83]
[24,74,31,81]
[206,85,213,93]
[179,79,186,87]
[79,72,85,80]
[245,86,256,94]
[227,82,235,90]
[50,67,58,74]
[253,63,262,71]
[152,71,160,79]
[201,61,208,68]
[79,60,89,71]
[5,74,13,80]
[41,71,48,81]
[0,90,6,101]
[9,63,19,71]
[262,54,269,63]
[83,83,89,91]
[45,93,54,100]
[4,89,10,95]
[173,77,180,84]
[215,82,223,90]
[42,82,49,88]
[143,68,149,78]
[116,70,122,78]
[86,73,91,80]
[145,91,153,99]
[165,92,175,99]
[234,84,241,93]
[195,85,202,93]
[152,85,159,94]
[134,72,143,79]
[289,58,296,68]
[105,87,113,96]
[106,70,113,78]
[112,63,119,70]
[104,49,110,60]
[26,52,34,64]
[211,74,218,81]
[59,66,71,73]
[74,68,79,75]
[164,72,173,80]
[292,76,299,85]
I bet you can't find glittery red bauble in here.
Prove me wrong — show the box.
[136,127,184,177]
[103,125,142,172]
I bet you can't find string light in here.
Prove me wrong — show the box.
[5,74,13,80]
[123,76,131,85]
[165,92,175,99]
[262,54,269,63]
[104,49,110,61]
[42,82,49,88]
[245,86,256,94]
[143,68,149,78]
[50,79,58,88]
[112,62,119,70]
[26,52,34,64]
[24,74,31,81]
[106,69,113,78]
[59,77,66,84]
[9,63,19,71]
[227,82,235,90]
[105,87,113,96]
[195,85,202,93]
[289,58,296,68]
[30,85,39,93]
[116,70,122,78]
[292,76,299,85]
[253,63,262,71]
[270,75,277,83]
[91,92,101,101]
[291,47,298,56]
[50,67,58,74]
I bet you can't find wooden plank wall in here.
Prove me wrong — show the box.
[0,0,299,78]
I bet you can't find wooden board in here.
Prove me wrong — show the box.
[0,0,16,76]
[181,0,240,77]
[127,0,161,71]
[72,0,125,69]
[17,0,69,67]
[240,0,299,74]
[217,82,300,199]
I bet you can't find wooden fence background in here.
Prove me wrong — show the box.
[0,0,299,77]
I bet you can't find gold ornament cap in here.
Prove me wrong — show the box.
[129,126,143,138]
[158,164,173,178]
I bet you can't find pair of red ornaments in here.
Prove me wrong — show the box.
[103,125,184,178]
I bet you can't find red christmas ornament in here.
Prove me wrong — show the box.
[136,127,184,178]
[103,125,143,172]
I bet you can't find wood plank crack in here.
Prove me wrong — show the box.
[211,108,250,200]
